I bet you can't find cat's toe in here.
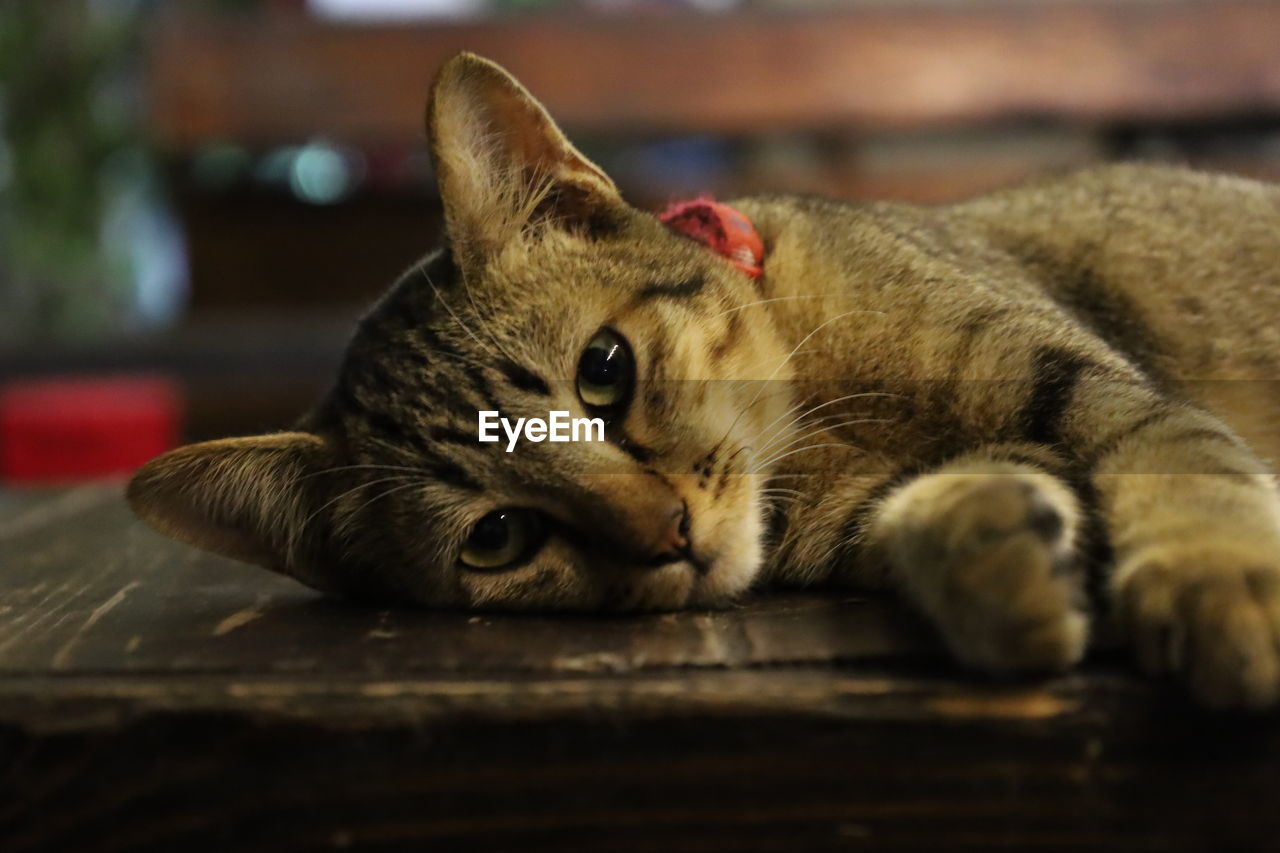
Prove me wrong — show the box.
[1118,555,1280,710]
[881,470,1089,674]
[941,529,1089,673]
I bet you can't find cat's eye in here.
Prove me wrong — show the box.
[577,329,634,412]
[459,508,547,570]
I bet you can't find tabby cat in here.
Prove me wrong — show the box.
[130,53,1280,709]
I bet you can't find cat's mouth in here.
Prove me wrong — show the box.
[613,481,764,608]
[641,544,713,575]
[685,550,714,575]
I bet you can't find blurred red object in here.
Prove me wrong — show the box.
[0,376,181,485]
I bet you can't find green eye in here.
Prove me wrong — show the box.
[577,329,634,411]
[459,509,546,570]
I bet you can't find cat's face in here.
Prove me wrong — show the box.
[128,53,794,610]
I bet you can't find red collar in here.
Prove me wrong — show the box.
[659,198,764,278]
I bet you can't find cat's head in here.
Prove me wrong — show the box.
[128,54,794,610]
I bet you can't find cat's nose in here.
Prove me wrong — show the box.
[643,503,691,567]
[578,476,690,567]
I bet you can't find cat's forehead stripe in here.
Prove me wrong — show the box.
[352,401,484,493]
[460,364,501,412]
[425,459,484,492]
[636,276,705,302]
[363,408,433,455]
[497,360,551,396]
[708,310,744,363]
[429,424,477,446]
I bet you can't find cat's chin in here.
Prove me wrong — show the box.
[622,532,762,612]
[686,556,761,609]
[684,510,765,608]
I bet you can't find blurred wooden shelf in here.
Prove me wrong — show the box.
[147,0,1280,148]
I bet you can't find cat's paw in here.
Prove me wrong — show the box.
[877,466,1088,673]
[1116,548,1280,710]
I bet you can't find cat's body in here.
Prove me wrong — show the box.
[130,54,1280,709]
[737,171,1280,576]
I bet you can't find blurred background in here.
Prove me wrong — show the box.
[2,0,1280,484]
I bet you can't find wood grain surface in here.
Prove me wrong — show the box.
[2,487,1279,851]
[147,1,1280,148]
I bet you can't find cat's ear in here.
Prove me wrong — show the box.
[127,432,336,589]
[426,52,625,266]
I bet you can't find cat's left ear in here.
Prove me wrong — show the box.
[126,432,339,591]
[426,53,625,267]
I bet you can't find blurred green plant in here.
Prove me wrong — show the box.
[0,0,148,341]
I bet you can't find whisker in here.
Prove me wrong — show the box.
[291,464,436,485]
[755,391,902,441]
[721,444,749,471]
[752,408,867,459]
[462,277,528,369]
[756,417,893,463]
[419,267,519,367]
[754,441,862,473]
[748,392,902,457]
[742,397,808,449]
[301,475,421,530]
[340,479,434,526]
[705,384,796,460]
[758,487,804,497]
[723,308,874,447]
[762,309,876,387]
[705,293,875,321]
[752,410,857,459]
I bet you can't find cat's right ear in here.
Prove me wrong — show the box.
[425,52,626,269]
[127,432,337,590]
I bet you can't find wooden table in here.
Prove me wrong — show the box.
[2,487,1278,851]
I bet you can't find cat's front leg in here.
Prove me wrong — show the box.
[1087,402,1280,709]
[859,447,1090,673]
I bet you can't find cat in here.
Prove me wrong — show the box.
[129,53,1280,710]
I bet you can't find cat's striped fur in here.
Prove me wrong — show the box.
[130,54,1280,709]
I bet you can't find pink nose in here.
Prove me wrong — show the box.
[577,475,691,566]
[647,503,690,565]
